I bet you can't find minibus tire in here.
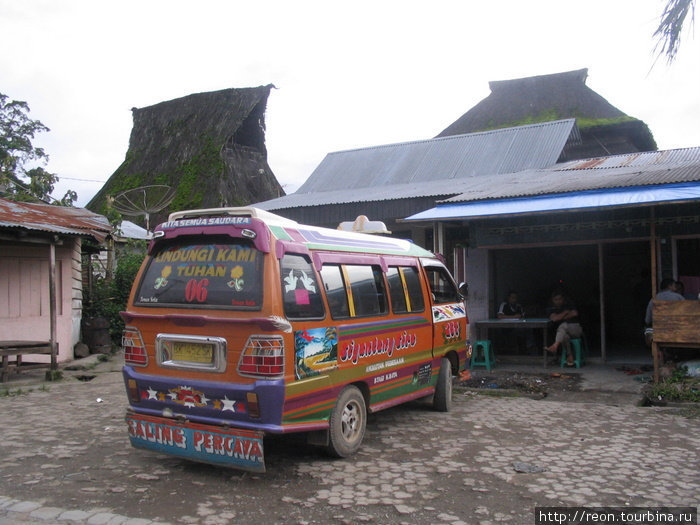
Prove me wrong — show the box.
[327,385,366,458]
[433,357,453,412]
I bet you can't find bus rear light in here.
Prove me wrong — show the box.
[123,326,147,366]
[246,392,260,418]
[127,379,140,403]
[237,336,284,378]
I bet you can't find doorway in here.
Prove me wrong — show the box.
[492,245,600,355]
[602,241,651,361]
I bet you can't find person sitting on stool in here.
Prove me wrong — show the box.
[544,291,582,366]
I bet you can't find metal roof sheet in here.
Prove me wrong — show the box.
[441,147,700,203]
[0,198,112,243]
[406,182,700,221]
[257,178,484,210]
[258,119,578,210]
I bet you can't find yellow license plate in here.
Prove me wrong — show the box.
[172,342,213,363]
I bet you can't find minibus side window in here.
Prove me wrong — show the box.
[386,267,408,313]
[424,266,461,304]
[401,266,425,312]
[320,265,350,319]
[280,254,325,319]
[345,265,388,317]
[387,266,425,314]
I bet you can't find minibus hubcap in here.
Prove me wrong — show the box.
[341,401,362,441]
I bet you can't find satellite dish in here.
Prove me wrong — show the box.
[111,185,176,232]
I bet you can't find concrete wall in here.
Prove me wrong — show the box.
[463,247,490,338]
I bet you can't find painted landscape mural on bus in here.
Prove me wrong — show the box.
[294,327,338,380]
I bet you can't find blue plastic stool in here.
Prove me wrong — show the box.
[561,338,584,368]
[471,340,495,371]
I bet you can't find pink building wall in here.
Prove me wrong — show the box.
[0,239,83,363]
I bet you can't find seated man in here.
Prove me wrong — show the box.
[645,278,684,326]
[544,291,582,366]
[497,291,524,319]
[645,278,685,362]
[496,291,532,353]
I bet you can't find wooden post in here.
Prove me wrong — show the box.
[598,243,606,362]
[650,208,658,382]
[49,243,57,372]
[650,207,657,299]
[433,222,445,257]
[652,341,660,384]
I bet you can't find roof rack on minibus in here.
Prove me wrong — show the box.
[167,207,297,226]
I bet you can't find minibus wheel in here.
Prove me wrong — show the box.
[327,385,366,458]
[433,357,453,412]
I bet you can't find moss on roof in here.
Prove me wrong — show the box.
[87,86,283,227]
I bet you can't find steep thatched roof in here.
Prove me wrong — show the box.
[436,69,656,156]
[87,86,284,226]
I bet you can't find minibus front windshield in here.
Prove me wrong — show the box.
[134,238,263,310]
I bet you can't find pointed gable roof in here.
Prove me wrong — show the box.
[438,69,628,136]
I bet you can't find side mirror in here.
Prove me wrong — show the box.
[458,282,469,298]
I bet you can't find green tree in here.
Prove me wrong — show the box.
[654,0,696,63]
[83,241,146,343]
[0,92,76,205]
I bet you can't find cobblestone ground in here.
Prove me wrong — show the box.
[0,371,698,525]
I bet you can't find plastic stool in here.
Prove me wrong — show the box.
[471,340,495,371]
[560,338,584,368]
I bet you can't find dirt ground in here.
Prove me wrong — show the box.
[458,369,582,398]
[1,365,699,524]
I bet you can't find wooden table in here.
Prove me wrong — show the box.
[473,318,551,367]
[0,340,54,382]
[651,300,700,383]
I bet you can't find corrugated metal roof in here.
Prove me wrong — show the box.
[258,178,487,210]
[441,147,700,203]
[406,182,700,222]
[117,220,149,241]
[258,119,578,210]
[0,198,112,243]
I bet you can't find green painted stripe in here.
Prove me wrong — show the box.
[369,376,428,405]
[269,225,293,241]
[284,400,335,422]
[303,242,432,258]
[339,318,429,337]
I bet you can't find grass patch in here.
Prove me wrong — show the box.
[646,367,700,403]
[0,387,33,397]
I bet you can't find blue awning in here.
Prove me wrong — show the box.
[403,182,700,222]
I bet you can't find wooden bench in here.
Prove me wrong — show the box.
[0,341,55,383]
[651,301,700,383]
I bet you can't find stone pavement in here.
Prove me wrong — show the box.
[0,357,698,524]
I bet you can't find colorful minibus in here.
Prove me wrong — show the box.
[122,207,470,472]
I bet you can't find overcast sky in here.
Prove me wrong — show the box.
[2,0,699,206]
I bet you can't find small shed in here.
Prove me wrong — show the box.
[0,198,111,376]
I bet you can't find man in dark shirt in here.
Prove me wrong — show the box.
[544,291,582,366]
[497,291,524,319]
